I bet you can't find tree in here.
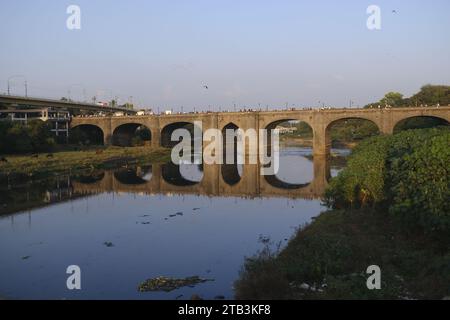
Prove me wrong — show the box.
[380,92,404,107]
[364,85,450,108]
[410,84,450,106]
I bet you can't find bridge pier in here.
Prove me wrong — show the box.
[151,127,161,148]
[312,125,331,157]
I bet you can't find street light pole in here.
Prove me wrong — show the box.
[7,75,27,96]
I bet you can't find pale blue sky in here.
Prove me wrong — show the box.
[0,0,449,110]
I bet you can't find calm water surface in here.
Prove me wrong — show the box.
[0,147,347,299]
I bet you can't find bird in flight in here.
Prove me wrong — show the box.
[203,84,209,90]
[392,10,397,14]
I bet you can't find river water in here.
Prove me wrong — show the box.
[0,147,348,300]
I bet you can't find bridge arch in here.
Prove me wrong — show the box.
[393,115,449,133]
[70,124,105,145]
[324,117,381,154]
[112,123,151,147]
[265,118,313,131]
[265,118,314,150]
[160,121,202,149]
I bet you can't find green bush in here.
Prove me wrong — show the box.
[0,120,55,154]
[324,128,450,232]
[389,133,450,231]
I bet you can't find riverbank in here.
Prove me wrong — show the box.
[234,208,450,300]
[0,146,171,181]
[235,128,450,300]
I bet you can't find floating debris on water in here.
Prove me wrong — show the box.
[21,256,31,260]
[138,276,214,292]
[103,242,114,247]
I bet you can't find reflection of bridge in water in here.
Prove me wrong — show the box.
[71,156,330,200]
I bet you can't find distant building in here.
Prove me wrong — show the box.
[277,126,297,134]
[0,107,71,137]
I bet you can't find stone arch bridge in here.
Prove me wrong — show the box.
[70,106,450,156]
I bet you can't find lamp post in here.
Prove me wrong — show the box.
[68,84,86,102]
[7,75,28,96]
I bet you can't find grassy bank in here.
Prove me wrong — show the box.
[235,208,450,300]
[0,146,171,181]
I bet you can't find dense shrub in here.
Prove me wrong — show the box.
[324,128,450,232]
[389,133,450,231]
[0,120,55,154]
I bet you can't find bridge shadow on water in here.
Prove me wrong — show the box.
[0,151,338,217]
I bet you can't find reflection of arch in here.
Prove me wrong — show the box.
[71,124,105,145]
[160,122,201,149]
[162,162,199,186]
[222,123,241,186]
[113,166,152,185]
[263,150,314,189]
[113,123,151,147]
[393,116,449,133]
[264,175,309,189]
[74,172,106,184]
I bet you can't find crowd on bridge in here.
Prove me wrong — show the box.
[70,103,447,118]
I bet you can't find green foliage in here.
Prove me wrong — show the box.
[365,84,450,108]
[325,136,389,207]
[329,119,379,144]
[0,120,55,154]
[380,92,404,107]
[410,84,450,106]
[394,117,448,133]
[325,128,450,232]
[388,133,450,231]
